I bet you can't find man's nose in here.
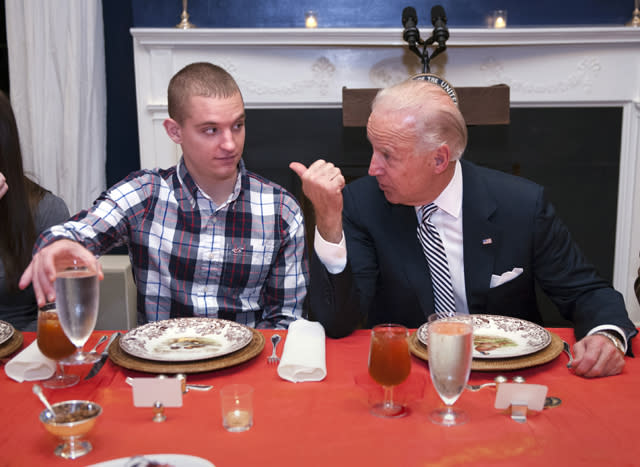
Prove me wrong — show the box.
[368,152,383,176]
[220,129,236,151]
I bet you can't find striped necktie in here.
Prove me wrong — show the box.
[418,203,456,318]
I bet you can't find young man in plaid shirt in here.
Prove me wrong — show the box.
[20,62,308,329]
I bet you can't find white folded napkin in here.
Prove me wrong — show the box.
[277,319,327,383]
[5,340,56,383]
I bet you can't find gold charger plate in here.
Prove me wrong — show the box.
[409,329,564,371]
[0,329,23,359]
[109,328,265,374]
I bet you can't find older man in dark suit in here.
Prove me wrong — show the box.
[291,78,636,378]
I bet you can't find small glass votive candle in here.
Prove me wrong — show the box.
[492,10,507,29]
[305,11,318,28]
[220,384,254,432]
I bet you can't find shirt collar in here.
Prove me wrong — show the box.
[415,160,463,219]
[176,157,246,209]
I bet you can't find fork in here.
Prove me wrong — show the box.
[267,334,281,364]
[563,341,574,369]
[89,335,108,353]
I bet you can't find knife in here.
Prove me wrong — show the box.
[85,332,121,380]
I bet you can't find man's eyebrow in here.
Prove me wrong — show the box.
[196,113,246,127]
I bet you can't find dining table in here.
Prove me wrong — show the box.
[1,327,639,467]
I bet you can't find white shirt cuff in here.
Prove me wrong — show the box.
[587,324,628,353]
[314,226,347,274]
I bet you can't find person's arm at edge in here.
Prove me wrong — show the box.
[532,187,636,376]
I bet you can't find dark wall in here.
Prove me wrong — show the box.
[131,1,633,28]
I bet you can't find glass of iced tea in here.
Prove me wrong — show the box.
[367,323,411,418]
[37,303,79,389]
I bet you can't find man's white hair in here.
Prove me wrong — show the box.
[371,79,468,160]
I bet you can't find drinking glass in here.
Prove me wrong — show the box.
[37,303,79,388]
[56,262,101,365]
[427,313,473,426]
[367,324,411,418]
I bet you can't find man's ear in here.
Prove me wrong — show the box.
[163,118,182,144]
[433,144,452,174]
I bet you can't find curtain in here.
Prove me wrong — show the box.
[5,0,106,214]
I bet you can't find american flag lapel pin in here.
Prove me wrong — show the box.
[482,238,493,245]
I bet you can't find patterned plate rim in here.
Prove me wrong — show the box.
[0,320,15,346]
[119,317,254,362]
[417,314,551,359]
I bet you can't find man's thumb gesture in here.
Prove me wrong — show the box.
[289,162,308,178]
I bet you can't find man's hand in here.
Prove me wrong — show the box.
[0,171,7,200]
[571,334,625,377]
[19,239,103,307]
[290,160,345,244]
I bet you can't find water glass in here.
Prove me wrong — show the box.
[56,262,100,365]
[427,313,473,426]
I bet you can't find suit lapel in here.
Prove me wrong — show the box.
[461,161,500,313]
[390,203,435,320]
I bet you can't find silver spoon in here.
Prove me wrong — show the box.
[32,384,55,414]
[466,375,510,392]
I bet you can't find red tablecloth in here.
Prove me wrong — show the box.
[1,329,639,466]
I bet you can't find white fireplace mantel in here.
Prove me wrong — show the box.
[131,27,640,323]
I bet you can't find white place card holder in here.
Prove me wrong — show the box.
[131,377,183,408]
[495,383,548,423]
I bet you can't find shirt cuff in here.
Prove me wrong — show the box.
[314,226,347,274]
[587,324,628,353]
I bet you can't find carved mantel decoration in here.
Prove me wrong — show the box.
[130,27,640,323]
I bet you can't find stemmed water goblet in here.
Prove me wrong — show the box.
[37,303,79,388]
[427,312,473,426]
[56,260,101,365]
[367,323,411,418]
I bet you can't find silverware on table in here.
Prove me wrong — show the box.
[88,335,108,354]
[267,334,281,364]
[466,375,509,392]
[84,332,120,380]
[563,341,574,369]
[182,383,214,391]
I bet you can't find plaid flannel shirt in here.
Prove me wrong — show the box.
[36,159,309,328]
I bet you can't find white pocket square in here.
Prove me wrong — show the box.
[490,267,523,288]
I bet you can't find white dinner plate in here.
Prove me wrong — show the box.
[86,454,214,467]
[0,320,14,346]
[417,314,551,359]
[119,318,253,362]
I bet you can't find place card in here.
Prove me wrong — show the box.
[495,383,548,422]
[131,377,183,407]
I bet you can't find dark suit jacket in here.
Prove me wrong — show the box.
[310,160,637,346]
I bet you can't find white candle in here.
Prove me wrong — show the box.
[305,12,318,29]
[224,409,252,431]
